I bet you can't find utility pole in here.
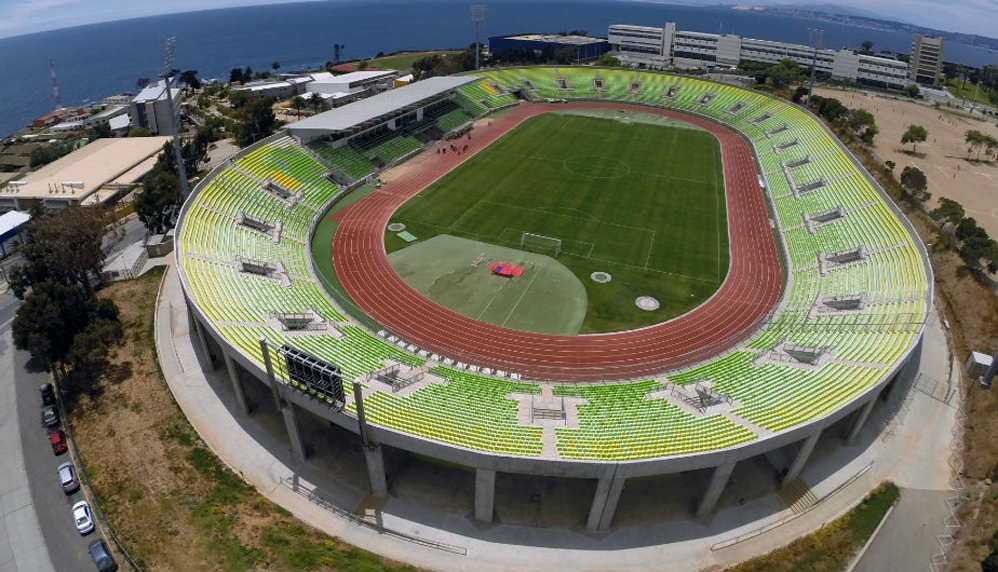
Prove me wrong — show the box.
[806,28,824,108]
[161,37,189,197]
[471,5,486,71]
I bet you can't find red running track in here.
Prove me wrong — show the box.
[331,102,782,382]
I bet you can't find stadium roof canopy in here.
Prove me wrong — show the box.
[286,76,480,141]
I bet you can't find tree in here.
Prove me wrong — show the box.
[229,67,244,84]
[901,124,928,152]
[128,127,152,137]
[136,77,151,89]
[62,300,123,399]
[135,168,182,234]
[767,59,802,89]
[955,218,998,271]
[931,198,965,225]
[791,86,809,104]
[860,40,874,54]
[885,160,896,174]
[234,97,276,147]
[816,97,848,123]
[12,280,122,398]
[845,108,878,144]
[966,129,985,159]
[178,69,201,92]
[596,53,622,67]
[8,205,116,299]
[290,95,307,118]
[12,281,90,373]
[272,61,281,74]
[308,94,329,115]
[899,165,929,202]
[903,83,920,98]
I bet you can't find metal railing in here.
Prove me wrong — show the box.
[278,475,467,555]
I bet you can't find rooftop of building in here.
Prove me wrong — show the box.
[287,75,478,137]
[497,34,608,45]
[0,136,170,203]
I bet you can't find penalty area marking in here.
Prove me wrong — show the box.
[590,271,612,283]
[635,296,660,311]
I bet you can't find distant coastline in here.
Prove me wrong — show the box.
[732,5,998,50]
[1,0,995,138]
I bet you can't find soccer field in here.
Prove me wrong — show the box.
[387,111,729,332]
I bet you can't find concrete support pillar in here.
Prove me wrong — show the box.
[846,391,880,445]
[696,461,736,518]
[587,471,626,531]
[259,337,283,412]
[783,430,821,484]
[363,444,388,496]
[474,468,496,522]
[223,352,251,415]
[281,401,307,462]
[191,314,215,369]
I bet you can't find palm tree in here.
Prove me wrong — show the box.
[272,61,281,75]
[290,95,307,119]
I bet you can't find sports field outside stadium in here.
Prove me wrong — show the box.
[385,109,728,333]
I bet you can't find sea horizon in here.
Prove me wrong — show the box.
[1,0,995,138]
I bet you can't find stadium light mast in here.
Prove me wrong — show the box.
[806,28,824,108]
[161,37,189,197]
[471,5,487,70]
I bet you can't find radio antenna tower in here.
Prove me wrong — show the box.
[160,37,189,197]
[50,59,62,110]
[806,28,824,108]
[471,5,486,70]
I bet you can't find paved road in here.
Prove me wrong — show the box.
[0,289,96,572]
[853,488,951,572]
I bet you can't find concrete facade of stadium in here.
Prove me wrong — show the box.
[174,69,933,531]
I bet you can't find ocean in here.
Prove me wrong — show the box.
[0,0,995,138]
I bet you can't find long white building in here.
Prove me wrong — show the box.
[608,23,910,88]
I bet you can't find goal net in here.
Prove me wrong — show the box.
[520,232,562,257]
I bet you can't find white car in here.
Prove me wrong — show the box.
[72,500,94,535]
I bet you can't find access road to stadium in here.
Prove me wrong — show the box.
[331,102,783,382]
[155,251,958,572]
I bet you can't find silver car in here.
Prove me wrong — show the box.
[57,462,78,494]
[72,500,94,535]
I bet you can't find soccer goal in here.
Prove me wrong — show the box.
[520,232,562,257]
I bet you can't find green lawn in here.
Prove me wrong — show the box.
[386,111,728,333]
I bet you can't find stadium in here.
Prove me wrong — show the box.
[175,66,931,531]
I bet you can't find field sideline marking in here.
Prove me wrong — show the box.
[644,230,656,269]
[500,264,544,329]
[475,276,511,321]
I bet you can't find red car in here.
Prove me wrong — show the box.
[49,429,68,455]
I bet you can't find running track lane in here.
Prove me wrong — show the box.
[331,102,782,382]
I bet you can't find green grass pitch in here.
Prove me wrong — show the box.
[386,111,729,333]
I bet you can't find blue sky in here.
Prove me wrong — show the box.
[0,0,996,39]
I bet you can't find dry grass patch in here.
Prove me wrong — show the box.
[71,269,422,572]
[725,482,900,572]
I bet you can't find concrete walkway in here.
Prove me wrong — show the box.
[154,258,959,572]
[0,327,55,572]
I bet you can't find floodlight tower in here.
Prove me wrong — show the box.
[161,37,189,197]
[471,5,486,70]
[50,59,62,110]
[806,28,824,108]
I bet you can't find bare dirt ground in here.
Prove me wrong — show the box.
[69,272,419,572]
[815,87,998,238]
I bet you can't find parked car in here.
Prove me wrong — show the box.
[57,461,78,494]
[87,538,117,572]
[40,383,55,405]
[49,429,67,455]
[72,500,95,535]
[41,405,59,427]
